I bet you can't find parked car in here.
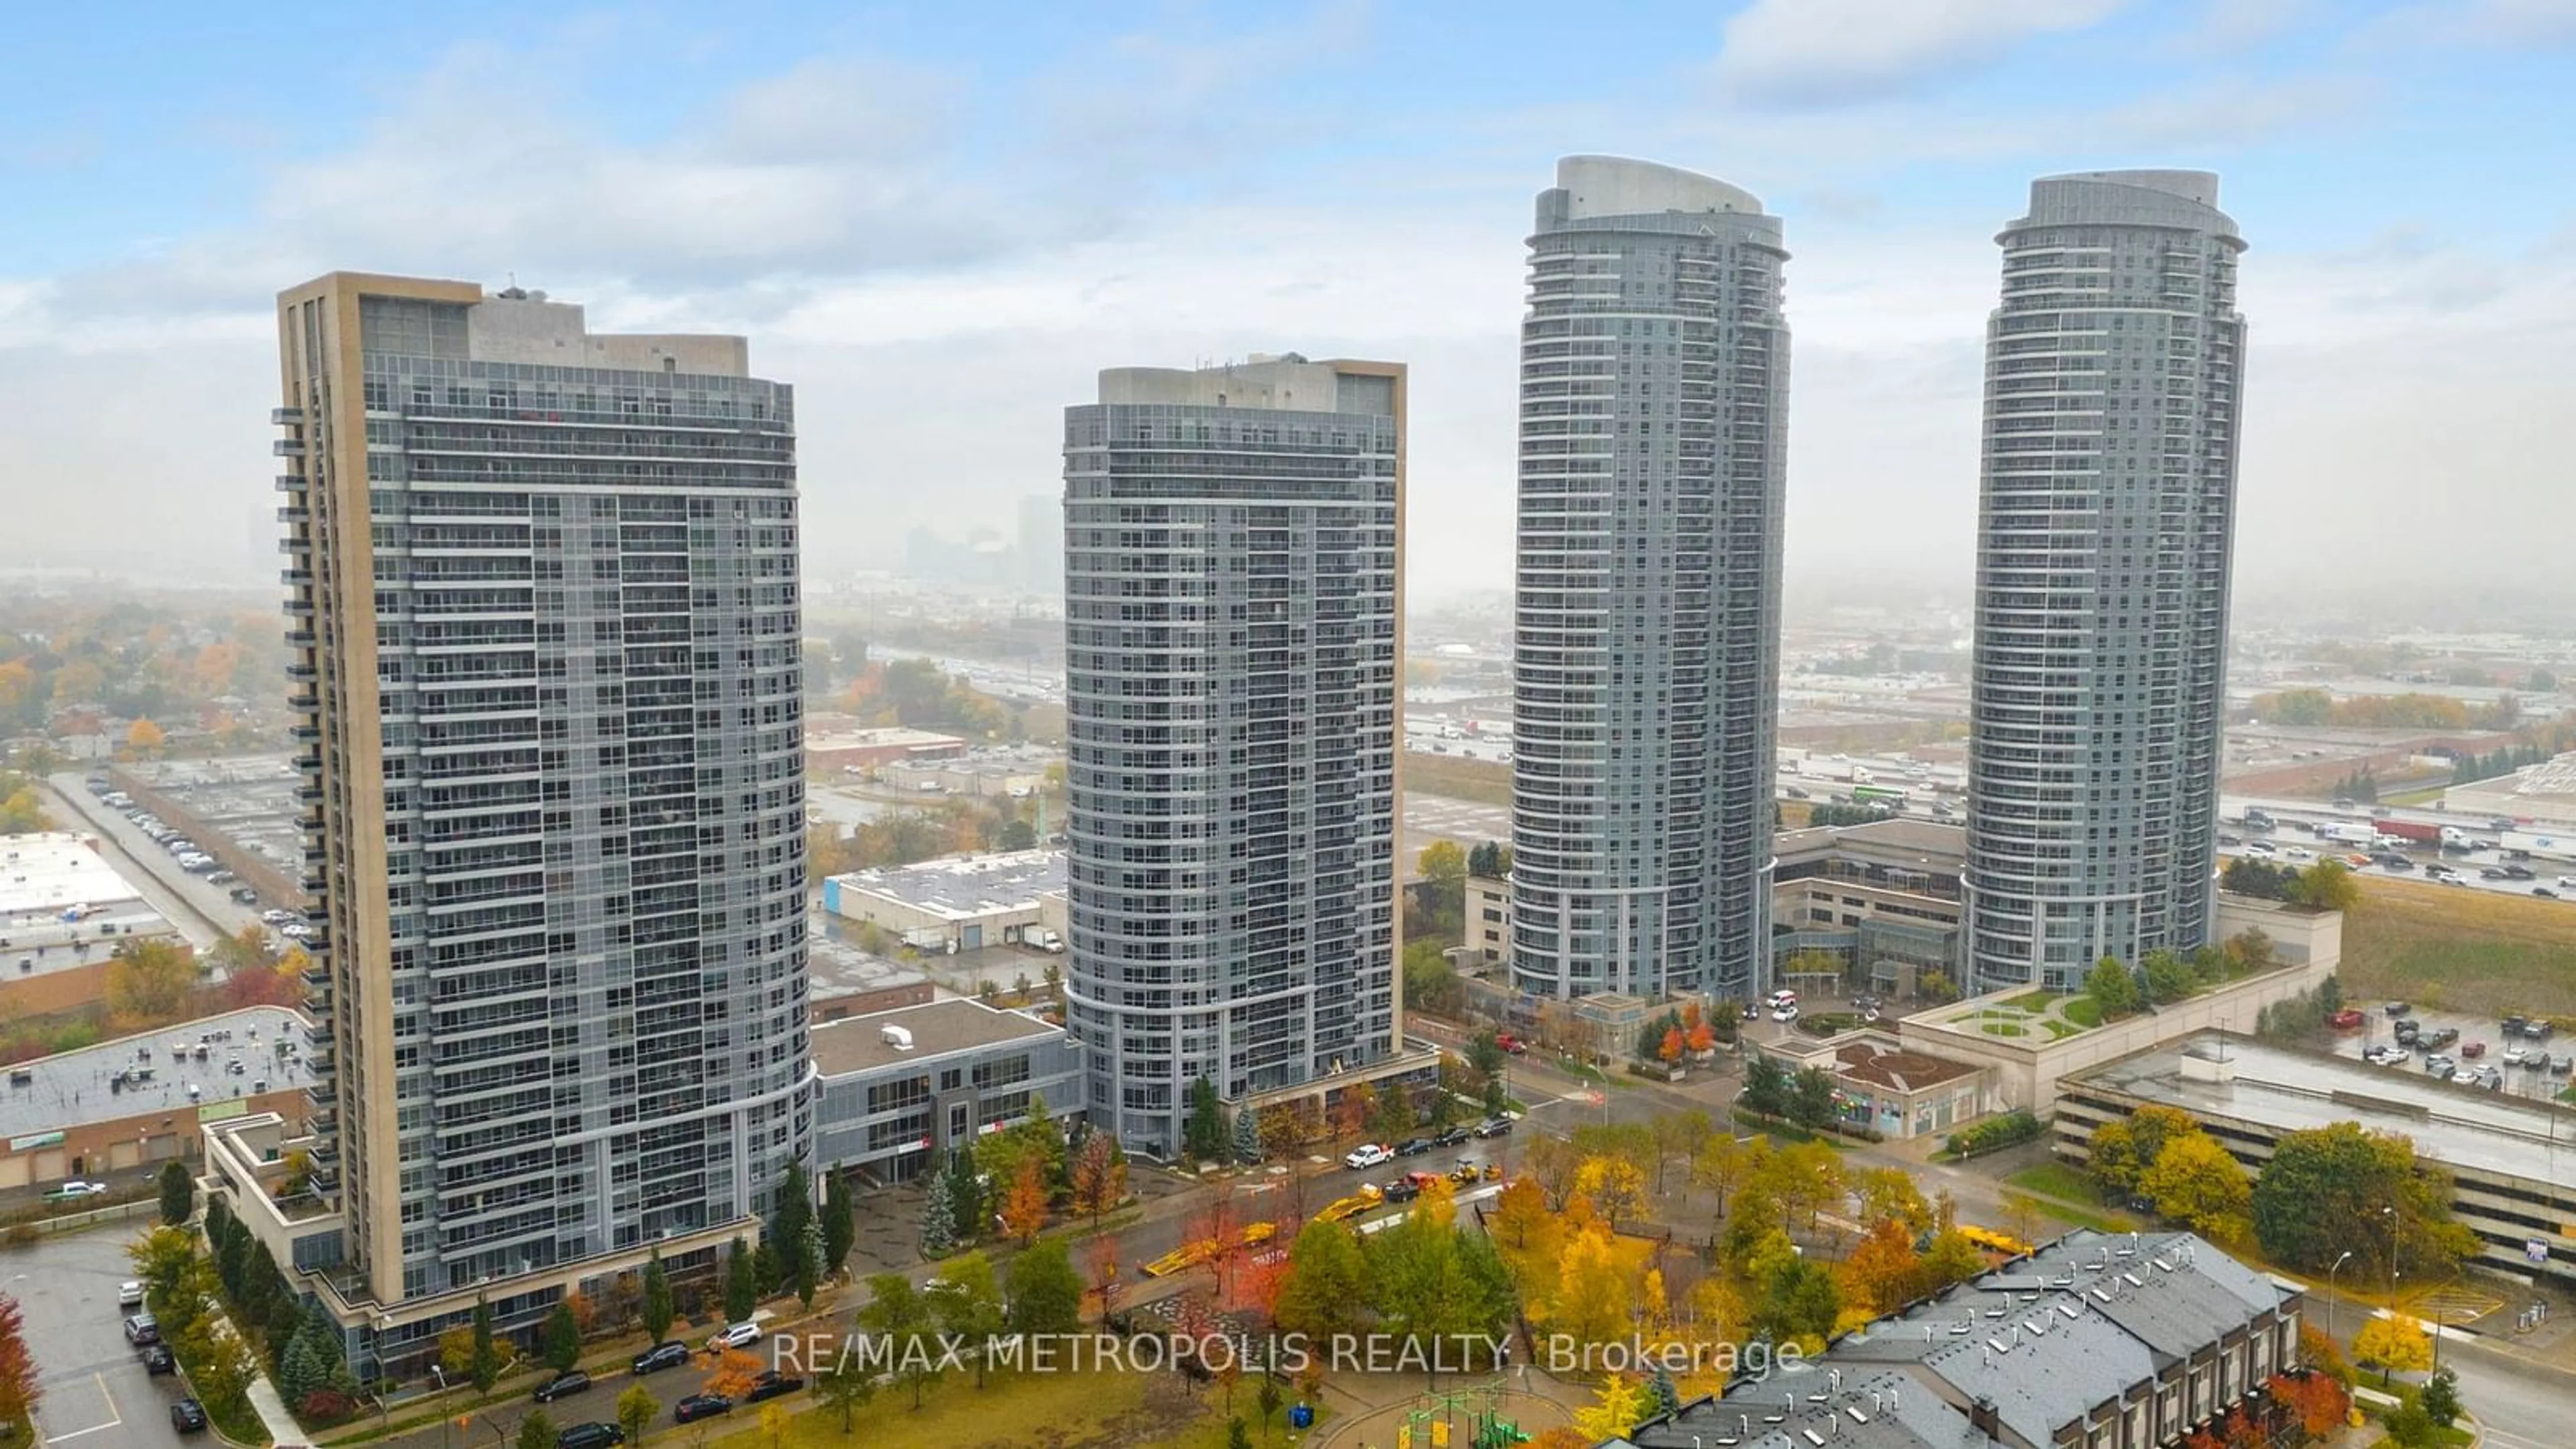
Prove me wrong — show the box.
[1344,1143,1392,1170]
[1473,1117,1514,1139]
[2384,1001,2412,1017]
[631,1342,690,1375]
[556,1424,627,1449]
[123,1313,160,1346]
[2461,1040,2486,1059]
[707,1321,762,1352]
[534,1372,592,1403]
[2503,1046,2529,1067]
[1381,1177,1421,1203]
[171,1399,209,1434]
[2555,1055,2574,1077]
[143,1345,176,1376]
[1393,1137,1434,1158]
[743,1371,804,1404]
[46,1181,109,1203]
[118,1280,145,1309]
[2327,1008,2366,1030]
[674,1394,734,1425]
[2535,888,2560,900]
[1431,1126,1470,1148]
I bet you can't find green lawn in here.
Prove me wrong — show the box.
[1978,1019,2027,1038]
[2001,989,2058,1014]
[2342,875,2576,1018]
[2059,996,2104,1028]
[2006,1162,2103,1204]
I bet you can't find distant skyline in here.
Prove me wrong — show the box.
[5,1,2574,602]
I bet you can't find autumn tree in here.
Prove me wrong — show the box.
[999,1157,1050,1246]
[107,936,200,1023]
[0,1295,38,1436]
[125,718,167,756]
[2139,1132,2251,1242]
[1070,1131,1128,1228]
[1839,1218,1925,1316]
[1552,1220,1635,1348]
[616,1384,660,1446]
[2269,1372,2350,1438]
[704,1348,766,1401]
[1571,1156,1647,1222]
[2087,1104,2204,1196]
[1570,1375,1652,1444]
[2352,1316,2432,1385]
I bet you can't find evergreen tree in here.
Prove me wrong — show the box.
[1648,1366,1681,1418]
[769,1163,813,1292]
[796,1219,825,1308]
[922,1168,959,1256]
[541,1299,582,1375]
[1232,1106,1263,1165]
[158,1161,195,1226]
[723,1237,758,1322]
[1184,1076,1229,1162]
[640,1249,676,1343]
[820,1173,856,1281]
[469,1296,500,1398]
[944,1149,985,1244]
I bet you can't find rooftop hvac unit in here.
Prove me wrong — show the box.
[881,1024,914,1051]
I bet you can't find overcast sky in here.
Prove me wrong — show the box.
[5,0,2573,605]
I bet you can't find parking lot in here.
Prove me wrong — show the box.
[13,1222,196,1449]
[2333,1000,2575,1104]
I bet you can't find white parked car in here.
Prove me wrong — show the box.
[1344,1143,1393,1171]
[119,1281,145,1309]
[1771,1004,1800,1022]
[707,1320,762,1351]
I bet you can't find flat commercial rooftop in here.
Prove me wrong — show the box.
[806,930,932,999]
[0,1005,318,1143]
[2072,1034,2576,1188]
[810,998,1061,1078]
[0,833,147,917]
[829,849,1065,920]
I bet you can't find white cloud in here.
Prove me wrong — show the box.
[1713,0,2130,105]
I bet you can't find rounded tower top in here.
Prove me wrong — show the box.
[1549,156,1765,220]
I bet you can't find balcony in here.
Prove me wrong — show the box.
[272,407,305,425]
[272,438,305,457]
[303,1019,333,1049]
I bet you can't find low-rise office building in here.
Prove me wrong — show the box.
[822,849,1069,953]
[812,998,1083,1185]
[1616,1229,2304,1449]
[804,724,967,773]
[2057,1034,2576,1288]
[1464,873,1510,963]
[0,831,186,1018]
[806,929,936,1023]
[1757,1032,1992,1142]
[0,1006,316,1191]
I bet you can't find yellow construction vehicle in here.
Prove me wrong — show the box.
[1140,1219,1283,1277]
[1313,1183,1386,1225]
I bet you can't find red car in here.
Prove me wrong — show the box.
[2461,1040,2486,1059]
[2328,1008,2366,1031]
[1493,1032,1529,1055]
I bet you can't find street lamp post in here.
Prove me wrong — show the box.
[2327,1250,2355,1348]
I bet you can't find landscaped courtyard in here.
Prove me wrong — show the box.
[1943,990,2091,1041]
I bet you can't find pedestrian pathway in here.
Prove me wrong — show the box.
[244,1371,303,1447]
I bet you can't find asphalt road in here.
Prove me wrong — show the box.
[17,1225,197,1449]
[39,776,262,953]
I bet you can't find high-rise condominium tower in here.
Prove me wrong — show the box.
[1509,156,1788,1002]
[1063,356,1403,1158]
[274,274,811,1368]
[1964,172,2247,990]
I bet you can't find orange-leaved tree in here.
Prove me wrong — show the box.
[999,1157,1050,1246]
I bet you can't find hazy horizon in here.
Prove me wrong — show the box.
[8,3,2573,609]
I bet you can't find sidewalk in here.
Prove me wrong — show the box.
[245,1372,304,1447]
